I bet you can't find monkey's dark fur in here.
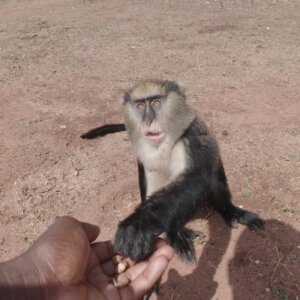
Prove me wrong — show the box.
[81,80,264,264]
[81,123,125,139]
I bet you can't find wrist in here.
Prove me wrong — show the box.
[0,253,47,300]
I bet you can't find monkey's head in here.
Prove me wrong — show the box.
[123,80,195,146]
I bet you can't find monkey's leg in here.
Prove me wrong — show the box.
[167,227,205,263]
[211,164,264,230]
[143,281,160,300]
[143,227,205,300]
[138,161,147,202]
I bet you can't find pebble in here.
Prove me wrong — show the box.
[117,262,126,273]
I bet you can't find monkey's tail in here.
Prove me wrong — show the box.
[81,123,126,139]
[168,227,203,264]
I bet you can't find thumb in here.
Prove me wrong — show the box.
[80,221,100,243]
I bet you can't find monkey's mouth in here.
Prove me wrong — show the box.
[144,131,165,141]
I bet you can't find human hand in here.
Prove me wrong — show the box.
[0,216,174,300]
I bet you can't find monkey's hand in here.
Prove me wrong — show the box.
[114,208,166,261]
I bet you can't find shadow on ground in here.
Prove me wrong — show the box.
[161,218,300,300]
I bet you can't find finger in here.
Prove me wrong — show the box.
[114,244,173,289]
[100,255,133,277]
[149,243,174,262]
[80,221,100,243]
[102,258,133,276]
[112,254,123,264]
[88,264,121,300]
[153,238,168,249]
[119,256,169,300]
[129,256,169,298]
[92,240,117,262]
[112,260,148,289]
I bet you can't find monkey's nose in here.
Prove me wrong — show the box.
[143,115,154,126]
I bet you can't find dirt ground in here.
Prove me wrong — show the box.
[0,0,299,299]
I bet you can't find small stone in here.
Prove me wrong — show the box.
[255,260,260,265]
[222,130,229,136]
[117,262,126,273]
[59,125,66,129]
[265,288,270,293]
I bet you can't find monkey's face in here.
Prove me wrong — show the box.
[123,80,195,146]
[132,96,166,144]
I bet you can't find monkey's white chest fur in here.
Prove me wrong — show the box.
[135,140,187,197]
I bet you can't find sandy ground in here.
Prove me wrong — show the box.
[0,0,299,299]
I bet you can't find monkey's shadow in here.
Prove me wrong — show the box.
[160,215,300,299]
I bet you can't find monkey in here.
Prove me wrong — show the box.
[81,80,264,264]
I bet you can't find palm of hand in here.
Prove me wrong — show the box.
[24,216,173,300]
[27,217,106,299]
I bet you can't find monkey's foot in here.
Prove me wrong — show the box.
[168,227,202,263]
[237,211,265,230]
[143,282,160,300]
[190,229,205,240]
[229,206,265,230]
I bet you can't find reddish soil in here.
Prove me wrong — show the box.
[0,0,299,299]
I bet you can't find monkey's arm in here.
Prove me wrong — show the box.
[114,168,210,261]
[137,161,147,202]
[81,123,126,139]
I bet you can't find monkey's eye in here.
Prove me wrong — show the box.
[151,99,161,108]
[136,102,145,110]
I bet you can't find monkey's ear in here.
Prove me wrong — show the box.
[123,92,131,104]
[166,80,186,95]
[176,81,187,94]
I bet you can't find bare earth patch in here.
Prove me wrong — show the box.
[0,0,299,299]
